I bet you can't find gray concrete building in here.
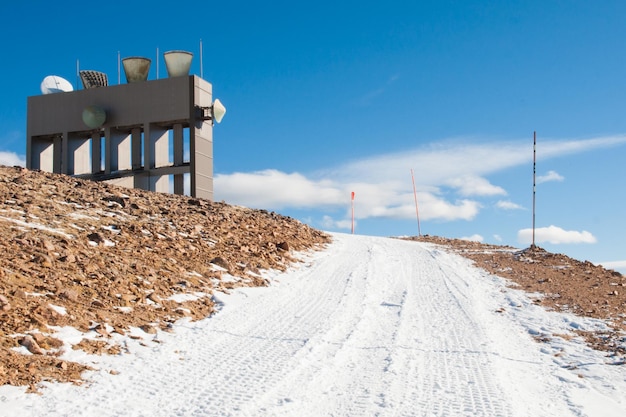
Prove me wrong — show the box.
[26,53,224,201]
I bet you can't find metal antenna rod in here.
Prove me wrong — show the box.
[530,132,537,248]
[200,39,204,79]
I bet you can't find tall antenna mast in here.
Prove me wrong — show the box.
[117,51,121,84]
[532,131,537,248]
[76,59,80,90]
[156,47,159,79]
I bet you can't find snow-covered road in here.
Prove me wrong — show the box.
[3,233,625,416]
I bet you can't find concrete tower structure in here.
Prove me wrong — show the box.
[26,52,223,200]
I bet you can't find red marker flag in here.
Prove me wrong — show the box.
[351,191,355,200]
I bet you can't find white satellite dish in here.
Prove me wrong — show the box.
[40,75,74,94]
[212,99,226,124]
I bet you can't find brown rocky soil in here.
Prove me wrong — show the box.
[0,166,330,391]
[405,235,626,358]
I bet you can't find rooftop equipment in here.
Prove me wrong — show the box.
[122,57,151,83]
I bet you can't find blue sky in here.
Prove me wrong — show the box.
[1,1,625,272]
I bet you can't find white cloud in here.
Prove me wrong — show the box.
[537,170,564,184]
[0,151,25,167]
[493,234,503,242]
[517,225,597,245]
[446,176,506,196]
[495,200,524,210]
[216,170,344,209]
[598,260,626,273]
[460,234,484,242]
[320,215,353,231]
[215,170,482,223]
[211,135,626,228]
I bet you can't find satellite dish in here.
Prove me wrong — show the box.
[82,105,106,128]
[212,99,226,124]
[41,75,74,94]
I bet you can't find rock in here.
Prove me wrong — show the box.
[210,257,231,271]
[102,195,126,207]
[42,239,56,252]
[59,253,77,263]
[57,288,79,301]
[21,335,44,355]
[0,294,10,311]
[276,242,290,251]
[140,324,157,334]
[87,232,105,244]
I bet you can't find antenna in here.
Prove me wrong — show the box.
[156,47,159,79]
[79,70,108,89]
[200,38,204,79]
[41,75,73,94]
[530,132,537,248]
[76,59,80,90]
[117,51,121,84]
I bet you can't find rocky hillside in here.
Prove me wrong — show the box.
[0,166,330,390]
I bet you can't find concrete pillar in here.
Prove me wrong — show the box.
[131,128,142,170]
[134,173,150,191]
[105,127,132,173]
[190,121,213,200]
[145,123,168,169]
[190,76,214,200]
[53,135,63,174]
[91,132,102,173]
[150,175,170,193]
[30,137,55,172]
[68,133,91,175]
[173,123,184,195]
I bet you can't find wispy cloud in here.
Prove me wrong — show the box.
[496,200,524,210]
[210,135,625,229]
[354,74,400,106]
[446,175,506,196]
[537,170,564,184]
[517,225,597,245]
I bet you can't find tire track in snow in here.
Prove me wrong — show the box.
[247,235,516,416]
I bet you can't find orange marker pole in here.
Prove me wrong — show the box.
[411,169,421,237]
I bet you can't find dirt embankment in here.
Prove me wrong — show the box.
[0,166,330,390]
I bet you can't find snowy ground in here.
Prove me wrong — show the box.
[2,233,625,417]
